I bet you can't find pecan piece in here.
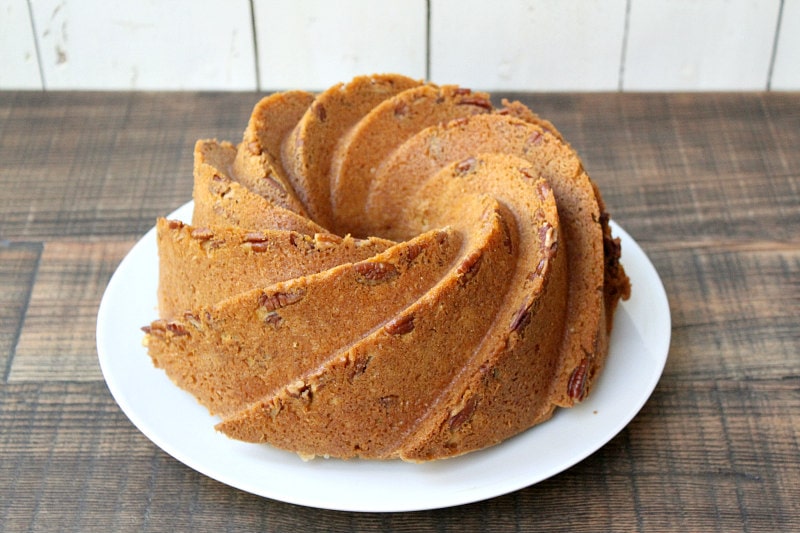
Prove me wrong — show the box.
[190,227,214,241]
[385,314,415,336]
[354,261,398,285]
[457,96,492,110]
[536,180,552,203]
[567,358,590,401]
[348,354,372,381]
[263,173,287,196]
[314,232,343,250]
[510,303,532,333]
[525,131,543,151]
[244,231,268,243]
[314,102,327,122]
[247,140,262,156]
[257,288,306,312]
[403,242,425,263]
[529,257,547,280]
[286,380,312,403]
[539,222,557,255]
[457,250,482,282]
[147,319,167,334]
[166,321,189,336]
[454,156,477,176]
[448,396,479,430]
[261,310,282,327]
[394,101,409,118]
[244,232,269,252]
[183,312,203,331]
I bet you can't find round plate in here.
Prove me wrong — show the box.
[97,202,670,513]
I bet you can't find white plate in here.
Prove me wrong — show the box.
[97,202,670,513]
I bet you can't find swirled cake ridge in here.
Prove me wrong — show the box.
[142,73,631,462]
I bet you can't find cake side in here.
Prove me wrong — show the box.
[155,217,394,320]
[145,226,463,418]
[329,83,492,236]
[192,139,326,235]
[282,74,421,228]
[143,74,631,461]
[364,113,607,408]
[215,189,529,458]
[232,90,314,216]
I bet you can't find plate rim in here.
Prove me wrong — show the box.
[97,202,670,512]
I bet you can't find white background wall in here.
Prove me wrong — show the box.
[1,0,798,92]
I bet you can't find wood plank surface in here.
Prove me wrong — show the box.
[11,240,135,381]
[0,90,798,532]
[0,242,41,379]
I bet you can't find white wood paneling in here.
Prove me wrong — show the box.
[430,0,627,91]
[29,0,256,90]
[771,0,800,90]
[0,0,42,89]
[2,0,798,92]
[254,0,427,91]
[623,0,781,91]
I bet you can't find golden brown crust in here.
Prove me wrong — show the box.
[233,90,314,215]
[497,98,565,143]
[155,217,394,319]
[329,84,493,235]
[394,154,567,460]
[364,114,607,408]
[192,139,326,234]
[216,188,533,459]
[282,74,422,228]
[147,226,463,417]
[143,74,630,461]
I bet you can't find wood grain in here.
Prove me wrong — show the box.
[0,242,41,379]
[0,90,798,532]
[650,243,799,380]
[0,380,796,531]
[0,91,257,240]
[10,240,135,381]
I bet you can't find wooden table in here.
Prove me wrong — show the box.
[1,90,798,532]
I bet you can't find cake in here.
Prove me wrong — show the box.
[142,73,631,462]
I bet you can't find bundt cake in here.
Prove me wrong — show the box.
[142,73,631,462]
